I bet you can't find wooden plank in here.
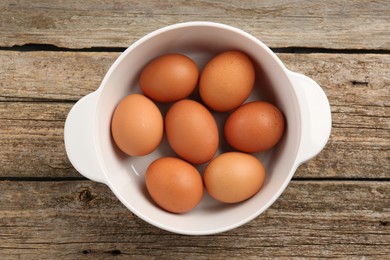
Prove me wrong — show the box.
[1,51,389,104]
[0,180,388,259]
[282,53,390,108]
[0,0,389,50]
[0,51,118,101]
[0,102,79,178]
[0,101,388,179]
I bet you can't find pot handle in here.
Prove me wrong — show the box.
[287,71,332,165]
[64,91,107,184]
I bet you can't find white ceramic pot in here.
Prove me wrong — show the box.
[64,22,332,235]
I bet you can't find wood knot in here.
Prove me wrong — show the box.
[82,249,122,256]
[351,80,369,87]
[111,250,121,256]
[78,189,96,208]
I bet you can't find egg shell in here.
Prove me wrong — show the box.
[145,157,204,214]
[199,50,255,112]
[165,99,219,164]
[139,53,199,103]
[203,152,266,203]
[111,94,163,156]
[224,101,285,153]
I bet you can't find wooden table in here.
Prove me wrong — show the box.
[1,1,389,258]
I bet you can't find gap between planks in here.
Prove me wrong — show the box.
[1,43,390,54]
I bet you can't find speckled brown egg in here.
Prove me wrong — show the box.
[111,94,163,156]
[145,157,204,213]
[199,50,255,112]
[165,99,219,164]
[224,101,285,153]
[139,53,199,103]
[204,152,266,203]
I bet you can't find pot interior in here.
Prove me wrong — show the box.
[94,23,301,234]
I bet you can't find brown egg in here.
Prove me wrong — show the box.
[139,53,199,103]
[204,152,266,203]
[111,94,163,156]
[224,101,285,153]
[165,99,219,164]
[145,157,204,213]
[199,50,255,112]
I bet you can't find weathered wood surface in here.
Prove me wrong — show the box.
[0,100,388,179]
[0,0,389,50]
[0,181,388,259]
[0,51,388,178]
[0,51,117,102]
[1,0,389,258]
[2,51,389,103]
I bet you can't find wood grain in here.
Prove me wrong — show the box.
[2,51,389,103]
[0,51,118,101]
[283,53,390,179]
[0,51,388,178]
[0,0,389,50]
[0,180,388,259]
[0,102,77,178]
[1,1,388,258]
[0,101,388,179]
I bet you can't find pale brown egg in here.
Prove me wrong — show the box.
[145,157,204,213]
[111,94,163,156]
[203,152,266,203]
[165,99,219,164]
[139,53,199,103]
[224,101,285,153]
[199,50,255,112]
